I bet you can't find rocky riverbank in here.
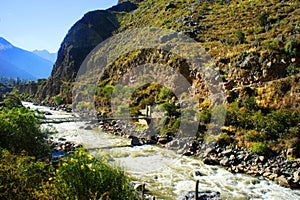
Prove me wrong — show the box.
[28,101,300,191]
[97,119,300,190]
[200,145,300,189]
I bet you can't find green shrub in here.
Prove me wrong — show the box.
[257,12,269,26]
[54,95,63,106]
[54,149,137,200]
[158,87,173,102]
[217,132,233,146]
[225,101,239,126]
[251,142,269,155]
[255,27,266,34]
[234,30,246,44]
[0,150,53,200]
[199,107,212,124]
[265,109,293,140]
[3,94,23,109]
[245,129,267,142]
[0,107,49,158]
[284,39,300,58]
[264,39,281,51]
[286,63,300,76]
[241,96,258,111]
[159,102,179,116]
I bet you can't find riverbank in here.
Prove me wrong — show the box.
[32,99,300,189]
[98,119,300,190]
[25,101,300,199]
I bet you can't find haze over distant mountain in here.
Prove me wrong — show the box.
[0,37,53,80]
[32,49,57,63]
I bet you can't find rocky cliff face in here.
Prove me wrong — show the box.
[36,10,120,102]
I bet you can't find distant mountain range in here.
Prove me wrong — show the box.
[0,37,54,80]
[32,49,57,63]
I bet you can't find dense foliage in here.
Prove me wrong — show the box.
[53,149,137,200]
[224,97,300,156]
[0,106,49,158]
[0,149,137,200]
[0,98,137,199]
[0,150,53,200]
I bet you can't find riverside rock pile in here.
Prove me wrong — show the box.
[200,145,300,189]
[98,120,300,189]
[47,137,82,167]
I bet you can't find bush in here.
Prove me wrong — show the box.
[54,95,63,106]
[250,142,269,155]
[199,107,212,124]
[54,149,137,200]
[3,94,23,109]
[217,132,233,146]
[284,39,300,58]
[241,96,258,111]
[257,12,268,27]
[0,107,49,158]
[245,129,267,142]
[159,102,179,116]
[0,150,53,200]
[158,87,173,102]
[235,30,246,44]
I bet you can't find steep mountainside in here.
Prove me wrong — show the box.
[0,37,53,80]
[22,0,298,109]
[36,10,120,102]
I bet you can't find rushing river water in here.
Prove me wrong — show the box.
[23,102,300,200]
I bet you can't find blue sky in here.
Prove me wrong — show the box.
[0,0,118,53]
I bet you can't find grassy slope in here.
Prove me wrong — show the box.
[106,0,300,155]
[119,0,299,58]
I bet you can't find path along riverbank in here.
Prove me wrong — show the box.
[23,102,300,200]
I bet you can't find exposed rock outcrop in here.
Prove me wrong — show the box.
[36,10,120,103]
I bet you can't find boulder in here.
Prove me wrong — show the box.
[229,154,235,161]
[144,135,158,144]
[275,175,290,187]
[195,171,203,177]
[293,169,300,183]
[84,125,92,130]
[44,111,52,115]
[203,156,219,165]
[258,156,265,162]
[221,149,232,156]
[157,136,172,145]
[131,136,143,146]
[134,183,145,191]
[58,137,66,141]
[159,32,178,43]
[220,156,229,166]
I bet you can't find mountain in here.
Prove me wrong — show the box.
[0,37,53,80]
[32,49,57,63]
[35,10,121,102]
[30,0,299,108]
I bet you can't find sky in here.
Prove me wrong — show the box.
[0,0,118,53]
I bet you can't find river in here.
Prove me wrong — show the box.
[23,102,300,200]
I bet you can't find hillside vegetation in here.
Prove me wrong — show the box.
[0,96,137,199]
[18,0,300,156]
